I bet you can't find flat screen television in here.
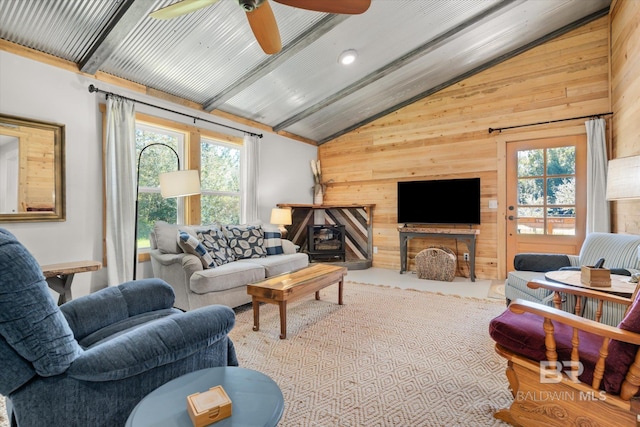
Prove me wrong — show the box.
[397,178,481,225]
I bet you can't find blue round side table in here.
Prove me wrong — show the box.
[126,367,284,427]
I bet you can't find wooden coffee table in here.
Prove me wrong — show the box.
[247,263,348,339]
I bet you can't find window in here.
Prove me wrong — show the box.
[135,123,187,250]
[101,105,245,262]
[200,137,241,225]
[516,145,577,235]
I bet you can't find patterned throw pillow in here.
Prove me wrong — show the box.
[262,224,284,255]
[177,231,215,269]
[197,229,235,266]
[223,225,267,259]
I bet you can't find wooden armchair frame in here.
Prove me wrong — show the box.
[493,279,640,427]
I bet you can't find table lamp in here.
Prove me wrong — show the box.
[270,208,292,238]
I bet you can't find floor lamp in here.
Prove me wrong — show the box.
[134,143,201,279]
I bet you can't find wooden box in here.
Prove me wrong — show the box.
[187,386,232,427]
[580,266,611,287]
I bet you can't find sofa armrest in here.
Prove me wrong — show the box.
[182,253,204,282]
[281,239,298,254]
[61,279,176,341]
[149,249,185,266]
[67,305,236,381]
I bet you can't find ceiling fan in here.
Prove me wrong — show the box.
[149,0,371,54]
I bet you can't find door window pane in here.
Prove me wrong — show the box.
[516,145,577,236]
[546,147,575,175]
[517,149,543,177]
[517,207,544,235]
[518,178,543,205]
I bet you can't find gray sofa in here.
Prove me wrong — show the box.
[149,221,309,310]
[506,232,640,326]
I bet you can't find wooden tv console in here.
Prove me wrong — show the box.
[398,227,479,281]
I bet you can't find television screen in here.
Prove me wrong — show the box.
[397,178,481,225]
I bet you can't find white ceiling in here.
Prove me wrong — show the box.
[0,0,611,144]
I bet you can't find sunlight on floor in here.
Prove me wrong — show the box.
[345,267,501,300]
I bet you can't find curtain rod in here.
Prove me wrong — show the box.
[488,112,613,134]
[88,84,263,138]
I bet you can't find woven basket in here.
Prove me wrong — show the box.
[415,247,457,282]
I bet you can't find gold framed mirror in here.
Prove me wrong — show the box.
[0,113,65,222]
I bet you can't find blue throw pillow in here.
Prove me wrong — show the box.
[263,225,284,255]
[177,231,215,268]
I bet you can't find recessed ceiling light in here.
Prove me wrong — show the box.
[338,49,358,66]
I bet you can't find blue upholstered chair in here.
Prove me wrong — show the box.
[0,228,238,427]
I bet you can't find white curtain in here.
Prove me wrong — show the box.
[585,118,609,233]
[105,96,136,285]
[241,134,260,223]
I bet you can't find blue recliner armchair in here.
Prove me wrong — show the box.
[0,228,238,426]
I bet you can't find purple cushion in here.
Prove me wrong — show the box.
[606,294,640,392]
[489,309,631,394]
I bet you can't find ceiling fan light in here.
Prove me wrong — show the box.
[338,49,358,66]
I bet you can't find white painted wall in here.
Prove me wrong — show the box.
[0,50,317,298]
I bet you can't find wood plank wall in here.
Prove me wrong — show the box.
[7,125,56,211]
[610,0,640,235]
[318,17,612,280]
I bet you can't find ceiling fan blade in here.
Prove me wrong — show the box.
[274,0,371,14]
[149,0,220,20]
[246,0,282,54]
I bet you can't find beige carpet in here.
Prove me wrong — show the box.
[0,398,5,427]
[229,281,512,426]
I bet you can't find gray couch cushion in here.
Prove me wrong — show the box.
[241,253,309,277]
[190,262,265,294]
[153,221,181,254]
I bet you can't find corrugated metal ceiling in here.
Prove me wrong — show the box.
[0,0,611,144]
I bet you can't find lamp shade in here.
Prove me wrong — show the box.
[606,156,640,201]
[270,208,292,225]
[159,169,201,198]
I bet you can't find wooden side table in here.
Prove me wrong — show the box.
[41,260,102,305]
[545,270,637,297]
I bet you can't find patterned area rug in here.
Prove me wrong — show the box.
[230,281,512,426]
[0,397,5,427]
[487,280,507,300]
